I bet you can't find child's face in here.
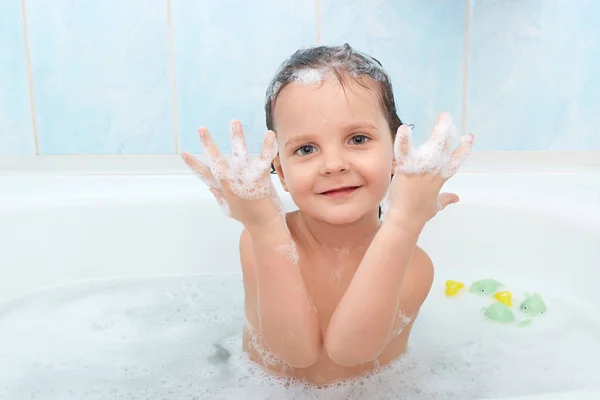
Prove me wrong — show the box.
[272,76,394,225]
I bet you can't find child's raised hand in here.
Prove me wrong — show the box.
[385,112,474,227]
[181,120,285,229]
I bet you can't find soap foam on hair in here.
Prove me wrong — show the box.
[290,68,324,85]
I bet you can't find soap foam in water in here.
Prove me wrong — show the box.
[1,274,600,400]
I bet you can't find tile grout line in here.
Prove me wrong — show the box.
[21,0,40,155]
[166,0,180,154]
[315,0,321,44]
[461,0,471,137]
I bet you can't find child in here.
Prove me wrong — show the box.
[182,43,473,385]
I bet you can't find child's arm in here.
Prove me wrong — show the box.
[240,217,322,368]
[325,113,473,366]
[324,215,430,366]
[182,121,321,367]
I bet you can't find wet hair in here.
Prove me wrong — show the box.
[264,43,409,219]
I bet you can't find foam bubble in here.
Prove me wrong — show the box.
[209,188,231,217]
[291,69,323,85]
[394,113,471,179]
[380,188,392,221]
[275,243,299,265]
[249,333,293,372]
[189,164,220,189]
[393,310,413,336]
[274,218,300,265]
[186,122,290,223]
[5,274,600,399]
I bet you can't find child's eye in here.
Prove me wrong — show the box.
[349,135,369,145]
[294,145,316,156]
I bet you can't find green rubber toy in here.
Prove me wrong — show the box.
[482,302,515,323]
[519,293,547,316]
[469,279,504,295]
[517,293,547,327]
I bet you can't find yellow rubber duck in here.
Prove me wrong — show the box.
[494,291,513,307]
[445,280,465,297]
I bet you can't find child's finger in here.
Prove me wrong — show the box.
[230,120,249,165]
[442,121,458,154]
[437,192,459,211]
[210,187,227,207]
[198,127,221,159]
[444,134,474,178]
[181,152,220,188]
[197,127,229,178]
[427,112,453,151]
[394,125,412,164]
[259,130,278,167]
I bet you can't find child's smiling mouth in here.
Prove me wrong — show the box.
[319,186,361,198]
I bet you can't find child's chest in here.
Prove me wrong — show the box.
[298,250,362,327]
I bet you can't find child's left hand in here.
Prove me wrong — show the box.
[384,112,474,227]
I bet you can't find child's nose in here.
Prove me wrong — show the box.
[320,151,350,175]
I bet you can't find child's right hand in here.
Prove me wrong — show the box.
[181,120,285,229]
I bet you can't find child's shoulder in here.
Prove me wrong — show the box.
[412,246,434,270]
[401,246,434,304]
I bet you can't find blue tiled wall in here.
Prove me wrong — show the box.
[0,0,598,155]
[171,0,316,154]
[467,0,600,150]
[27,0,175,154]
[0,0,35,155]
[321,0,465,145]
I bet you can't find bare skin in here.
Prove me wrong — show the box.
[241,210,434,384]
[182,75,473,386]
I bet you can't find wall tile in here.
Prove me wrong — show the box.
[26,0,175,154]
[172,0,316,154]
[321,0,466,144]
[2,0,598,155]
[0,0,35,155]
[468,0,600,150]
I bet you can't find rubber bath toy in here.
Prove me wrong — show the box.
[445,280,465,296]
[519,293,547,316]
[469,279,504,295]
[482,302,515,323]
[493,291,513,307]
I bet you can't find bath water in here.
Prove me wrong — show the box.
[0,274,599,399]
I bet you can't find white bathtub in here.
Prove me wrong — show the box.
[1,160,599,399]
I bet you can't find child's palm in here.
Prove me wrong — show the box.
[387,112,474,224]
[182,120,285,227]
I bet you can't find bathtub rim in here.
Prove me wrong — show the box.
[0,157,599,399]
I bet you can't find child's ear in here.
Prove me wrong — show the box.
[271,155,289,192]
